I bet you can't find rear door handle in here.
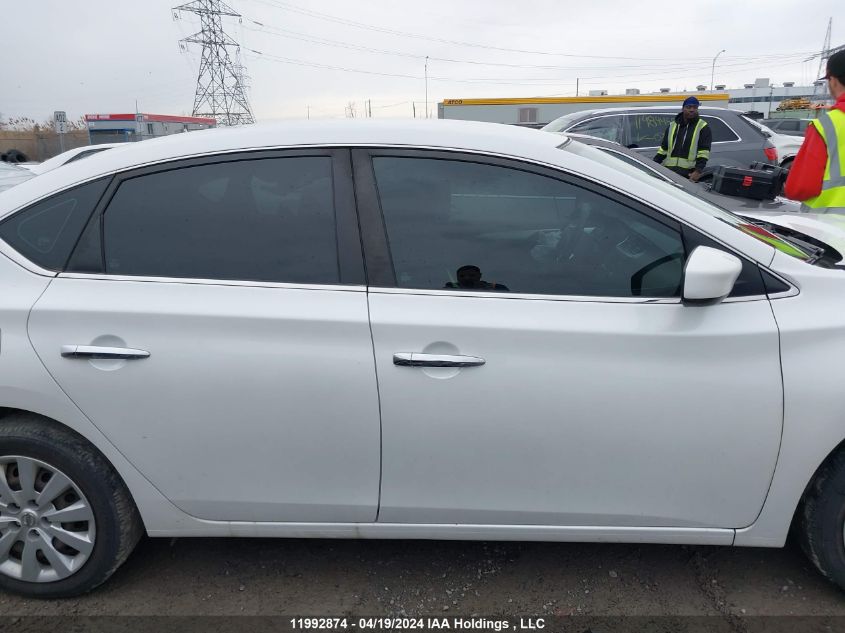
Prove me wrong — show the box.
[61,345,150,360]
[393,353,485,368]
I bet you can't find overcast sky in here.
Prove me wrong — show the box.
[2,0,840,124]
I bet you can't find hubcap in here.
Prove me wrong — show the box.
[0,456,96,583]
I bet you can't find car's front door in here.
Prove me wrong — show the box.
[27,149,381,522]
[354,149,783,529]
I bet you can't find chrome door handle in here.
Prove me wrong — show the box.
[393,353,486,368]
[61,345,150,360]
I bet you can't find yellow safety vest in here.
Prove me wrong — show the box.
[660,118,709,170]
[804,109,845,210]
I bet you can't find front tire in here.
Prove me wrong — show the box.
[0,414,143,598]
[799,449,845,592]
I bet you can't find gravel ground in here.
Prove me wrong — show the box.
[1,536,844,625]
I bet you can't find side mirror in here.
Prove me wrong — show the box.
[682,246,742,306]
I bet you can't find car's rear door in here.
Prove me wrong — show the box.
[27,149,382,523]
[354,148,783,529]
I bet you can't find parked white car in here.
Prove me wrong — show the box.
[18,143,123,176]
[0,162,35,193]
[748,119,803,168]
[1,120,845,598]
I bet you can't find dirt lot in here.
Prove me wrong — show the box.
[2,536,845,630]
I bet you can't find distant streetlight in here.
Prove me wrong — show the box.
[711,49,726,91]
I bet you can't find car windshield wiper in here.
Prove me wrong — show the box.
[748,219,826,263]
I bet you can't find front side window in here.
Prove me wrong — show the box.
[102,157,339,284]
[0,178,109,270]
[373,157,684,298]
[568,115,625,144]
[541,112,584,133]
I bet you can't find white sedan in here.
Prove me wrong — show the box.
[0,162,34,193]
[747,118,804,168]
[18,142,123,176]
[0,120,844,598]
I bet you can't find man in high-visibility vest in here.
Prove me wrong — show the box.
[653,96,712,182]
[785,50,845,213]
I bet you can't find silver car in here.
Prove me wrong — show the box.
[761,118,814,138]
[543,106,779,168]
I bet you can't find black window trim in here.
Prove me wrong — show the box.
[351,146,794,303]
[62,148,366,288]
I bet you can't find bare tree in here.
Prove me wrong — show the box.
[345,101,358,119]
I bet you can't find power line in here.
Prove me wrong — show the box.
[244,48,813,89]
[243,20,812,73]
[243,0,815,62]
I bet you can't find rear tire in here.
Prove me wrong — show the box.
[0,414,143,598]
[798,449,845,592]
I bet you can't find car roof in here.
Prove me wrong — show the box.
[0,120,566,215]
[0,118,781,269]
[558,105,740,117]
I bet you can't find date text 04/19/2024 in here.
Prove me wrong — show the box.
[289,617,547,630]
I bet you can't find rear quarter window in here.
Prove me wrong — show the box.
[0,178,109,270]
[702,116,740,142]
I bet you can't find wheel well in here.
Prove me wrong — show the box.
[0,406,146,531]
[790,437,845,533]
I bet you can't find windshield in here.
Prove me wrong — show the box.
[564,140,813,261]
[542,112,586,133]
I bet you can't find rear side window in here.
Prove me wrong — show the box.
[702,117,740,142]
[100,157,340,284]
[627,114,673,148]
[0,178,108,270]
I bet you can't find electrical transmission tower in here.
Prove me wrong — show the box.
[173,0,255,125]
[813,18,833,101]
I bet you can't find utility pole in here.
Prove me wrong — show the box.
[307,105,310,120]
[173,0,255,125]
[576,78,579,96]
[710,49,726,91]
[412,102,416,118]
[425,56,429,119]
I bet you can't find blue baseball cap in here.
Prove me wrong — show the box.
[683,96,701,107]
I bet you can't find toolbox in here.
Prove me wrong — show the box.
[711,164,785,200]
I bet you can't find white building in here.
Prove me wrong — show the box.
[723,78,828,116]
[438,79,830,127]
